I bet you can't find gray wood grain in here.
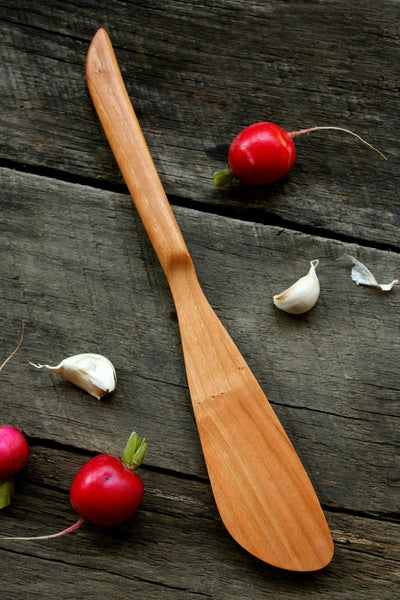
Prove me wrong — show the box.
[0,0,398,247]
[0,1,399,597]
[1,167,398,516]
[1,447,399,600]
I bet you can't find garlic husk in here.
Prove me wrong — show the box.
[30,353,116,399]
[273,259,320,314]
[347,255,398,291]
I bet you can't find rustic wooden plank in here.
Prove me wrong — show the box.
[0,1,398,596]
[1,446,399,599]
[1,166,398,523]
[0,0,398,246]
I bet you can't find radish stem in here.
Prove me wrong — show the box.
[0,517,85,540]
[213,167,233,187]
[289,126,387,159]
[0,478,14,509]
[122,432,148,470]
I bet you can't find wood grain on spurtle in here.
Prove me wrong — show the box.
[86,27,333,571]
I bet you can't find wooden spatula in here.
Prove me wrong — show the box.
[86,28,333,571]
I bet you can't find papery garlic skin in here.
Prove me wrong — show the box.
[273,259,320,315]
[347,255,398,291]
[30,353,116,399]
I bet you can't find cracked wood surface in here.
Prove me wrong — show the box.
[0,1,399,598]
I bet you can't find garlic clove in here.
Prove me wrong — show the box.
[347,255,398,291]
[273,259,320,315]
[30,353,116,399]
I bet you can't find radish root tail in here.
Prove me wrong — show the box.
[289,126,387,160]
[0,517,85,540]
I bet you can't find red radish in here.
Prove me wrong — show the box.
[0,426,30,509]
[0,431,148,539]
[213,122,386,186]
[69,453,144,527]
[0,323,28,509]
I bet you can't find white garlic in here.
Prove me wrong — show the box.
[273,259,320,315]
[30,353,116,399]
[347,255,398,291]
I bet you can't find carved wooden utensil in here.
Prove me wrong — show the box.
[86,28,333,571]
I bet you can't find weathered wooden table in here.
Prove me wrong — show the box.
[1,2,398,598]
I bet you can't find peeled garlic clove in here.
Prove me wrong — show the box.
[273,259,320,315]
[30,353,116,399]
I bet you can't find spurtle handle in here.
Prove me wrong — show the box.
[86,28,190,277]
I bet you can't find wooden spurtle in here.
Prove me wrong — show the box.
[86,28,333,571]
